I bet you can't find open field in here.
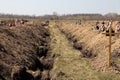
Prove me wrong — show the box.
[49,23,120,80]
[0,19,120,80]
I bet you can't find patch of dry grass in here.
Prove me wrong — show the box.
[50,20,120,80]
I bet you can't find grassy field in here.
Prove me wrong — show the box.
[49,22,120,80]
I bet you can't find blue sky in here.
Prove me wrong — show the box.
[0,0,120,16]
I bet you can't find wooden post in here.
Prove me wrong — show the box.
[108,26,112,67]
[102,22,120,68]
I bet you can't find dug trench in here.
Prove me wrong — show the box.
[0,25,55,80]
[56,22,120,73]
[0,21,120,80]
[57,25,96,58]
[49,24,120,80]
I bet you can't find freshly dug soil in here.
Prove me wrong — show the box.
[0,25,51,80]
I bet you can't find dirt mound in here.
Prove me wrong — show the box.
[0,25,51,80]
[57,21,120,73]
[58,24,96,58]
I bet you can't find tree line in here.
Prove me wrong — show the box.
[0,13,120,21]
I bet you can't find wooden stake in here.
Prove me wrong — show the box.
[102,21,120,68]
[108,26,112,67]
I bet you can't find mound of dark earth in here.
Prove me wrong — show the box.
[0,25,51,80]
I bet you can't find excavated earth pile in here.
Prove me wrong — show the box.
[0,25,53,80]
[57,22,120,73]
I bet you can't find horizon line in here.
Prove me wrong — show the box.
[0,12,120,16]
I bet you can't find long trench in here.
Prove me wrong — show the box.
[49,25,101,80]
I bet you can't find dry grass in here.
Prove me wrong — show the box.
[49,23,120,80]
[59,20,120,72]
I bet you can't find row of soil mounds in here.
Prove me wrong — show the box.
[0,25,54,80]
[56,23,120,73]
[57,25,96,58]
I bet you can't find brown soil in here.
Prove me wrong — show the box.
[0,24,52,80]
